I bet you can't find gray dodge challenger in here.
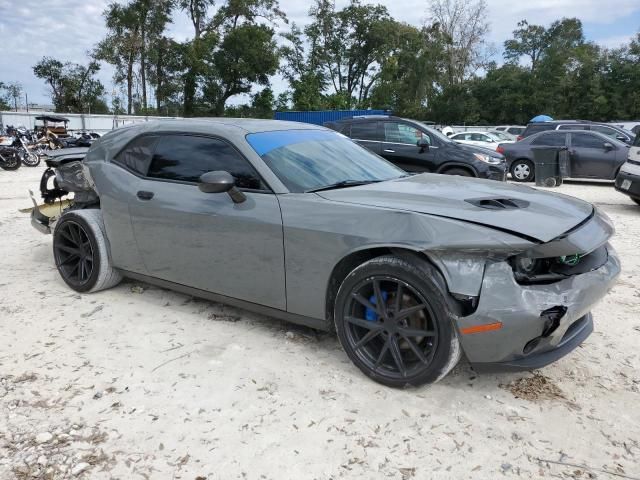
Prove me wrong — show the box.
[30,119,620,387]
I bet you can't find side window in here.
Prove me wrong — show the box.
[384,123,428,144]
[471,133,489,142]
[113,135,158,175]
[147,135,265,190]
[350,122,380,141]
[591,125,621,139]
[531,132,567,147]
[571,133,605,149]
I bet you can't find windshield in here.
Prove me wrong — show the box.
[246,129,405,193]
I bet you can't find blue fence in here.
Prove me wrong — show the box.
[274,110,389,126]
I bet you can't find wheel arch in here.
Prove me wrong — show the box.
[436,162,478,177]
[324,247,470,328]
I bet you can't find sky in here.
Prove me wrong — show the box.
[0,0,639,108]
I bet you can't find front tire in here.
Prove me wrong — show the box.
[53,209,122,293]
[20,150,41,167]
[334,255,461,387]
[510,159,534,182]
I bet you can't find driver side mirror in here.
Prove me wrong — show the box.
[603,142,614,151]
[198,170,246,203]
[417,138,429,152]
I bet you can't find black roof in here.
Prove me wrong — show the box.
[336,115,435,125]
[35,115,70,123]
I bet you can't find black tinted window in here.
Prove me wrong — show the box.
[531,132,567,147]
[148,135,264,189]
[350,122,380,141]
[525,124,554,135]
[114,135,158,174]
[384,122,429,144]
[571,133,604,149]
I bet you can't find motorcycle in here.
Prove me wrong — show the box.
[4,126,40,167]
[0,136,21,170]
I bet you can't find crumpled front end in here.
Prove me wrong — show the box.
[436,207,620,371]
[458,245,619,370]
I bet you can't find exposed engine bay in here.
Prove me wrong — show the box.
[29,148,97,234]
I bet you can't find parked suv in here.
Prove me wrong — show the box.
[520,120,636,145]
[615,133,640,205]
[499,130,629,182]
[325,116,506,180]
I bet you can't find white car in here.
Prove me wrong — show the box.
[450,131,514,148]
[494,125,526,136]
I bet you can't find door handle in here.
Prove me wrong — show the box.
[137,190,154,200]
[383,149,395,153]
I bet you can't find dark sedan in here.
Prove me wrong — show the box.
[499,130,629,182]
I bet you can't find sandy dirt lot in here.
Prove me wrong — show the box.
[1,166,639,480]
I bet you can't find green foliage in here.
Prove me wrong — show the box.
[33,57,106,113]
[26,0,640,123]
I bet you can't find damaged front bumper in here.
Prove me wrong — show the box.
[456,244,620,371]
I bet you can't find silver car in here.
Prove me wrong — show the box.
[31,119,620,387]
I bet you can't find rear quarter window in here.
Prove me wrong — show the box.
[113,135,158,175]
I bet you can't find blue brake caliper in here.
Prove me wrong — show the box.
[365,291,388,321]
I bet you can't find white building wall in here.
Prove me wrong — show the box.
[0,111,180,134]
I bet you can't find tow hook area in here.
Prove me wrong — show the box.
[523,306,568,355]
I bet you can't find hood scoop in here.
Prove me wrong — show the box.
[465,198,530,210]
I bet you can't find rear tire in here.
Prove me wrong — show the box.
[444,168,473,177]
[334,255,461,388]
[510,159,534,182]
[53,209,122,293]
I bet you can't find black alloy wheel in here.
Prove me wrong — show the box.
[343,276,439,379]
[53,220,95,289]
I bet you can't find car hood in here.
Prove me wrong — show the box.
[316,174,593,243]
[455,142,504,158]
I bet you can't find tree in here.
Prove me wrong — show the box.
[504,20,548,72]
[302,0,395,107]
[132,0,173,112]
[368,23,446,116]
[33,57,107,113]
[179,0,286,116]
[426,0,491,86]
[3,82,23,111]
[0,82,11,110]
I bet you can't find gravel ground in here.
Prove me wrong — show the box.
[1,167,639,479]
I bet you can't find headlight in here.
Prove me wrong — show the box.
[513,256,539,274]
[473,153,503,165]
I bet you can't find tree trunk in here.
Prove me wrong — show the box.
[141,27,147,112]
[127,59,134,115]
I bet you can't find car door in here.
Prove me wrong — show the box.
[128,134,287,310]
[380,121,437,172]
[348,121,382,155]
[569,132,619,179]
